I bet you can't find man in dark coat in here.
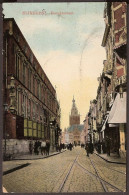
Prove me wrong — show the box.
[46,140,50,155]
[29,141,33,155]
[98,141,101,154]
[69,143,72,151]
[85,143,90,157]
[89,143,94,154]
[34,140,38,155]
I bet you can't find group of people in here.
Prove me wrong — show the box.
[84,138,113,157]
[67,143,74,151]
[29,140,50,156]
[94,139,111,156]
[56,143,65,152]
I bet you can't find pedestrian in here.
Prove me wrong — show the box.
[34,140,38,155]
[97,141,101,154]
[29,141,33,155]
[46,140,50,155]
[56,143,59,152]
[59,144,61,152]
[37,140,41,155]
[102,140,106,153]
[41,139,46,155]
[89,142,94,154]
[106,137,111,156]
[85,143,90,157]
[69,143,72,151]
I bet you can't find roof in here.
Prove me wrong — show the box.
[67,124,84,132]
[3,18,56,94]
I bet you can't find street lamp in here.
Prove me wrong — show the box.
[49,118,56,150]
[3,103,8,158]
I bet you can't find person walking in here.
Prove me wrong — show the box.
[69,143,72,151]
[85,143,90,157]
[34,140,38,155]
[29,141,33,155]
[89,142,94,154]
[97,141,101,154]
[106,137,111,156]
[37,141,41,155]
[46,140,50,156]
[41,140,46,155]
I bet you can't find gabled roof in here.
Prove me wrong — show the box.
[67,124,84,132]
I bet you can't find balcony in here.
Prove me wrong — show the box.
[115,75,126,87]
[103,60,112,75]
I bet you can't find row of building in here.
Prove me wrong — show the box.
[3,17,61,157]
[81,2,127,158]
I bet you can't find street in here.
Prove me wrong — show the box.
[3,147,126,193]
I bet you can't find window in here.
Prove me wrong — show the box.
[16,54,20,79]
[23,63,26,85]
[37,81,41,100]
[23,95,27,118]
[33,76,35,95]
[28,69,31,91]
[28,99,31,118]
[17,90,20,115]
[39,83,41,100]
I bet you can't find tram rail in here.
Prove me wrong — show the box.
[90,157,126,175]
[58,151,124,193]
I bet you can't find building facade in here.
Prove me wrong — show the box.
[3,18,61,156]
[66,97,83,145]
[101,2,127,157]
[83,2,127,158]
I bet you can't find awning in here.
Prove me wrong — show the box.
[113,42,126,50]
[101,115,109,132]
[108,92,126,124]
[114,51,125,65]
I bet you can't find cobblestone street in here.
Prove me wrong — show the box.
[3,147,126,193]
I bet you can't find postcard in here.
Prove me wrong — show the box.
[1,1,127,193]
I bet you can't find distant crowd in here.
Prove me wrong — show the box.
[29,140,50,156]
[29,139,112,157]
[83,139,112,157]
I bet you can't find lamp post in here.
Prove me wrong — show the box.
[3,103,8,157]
[49,118,56,151]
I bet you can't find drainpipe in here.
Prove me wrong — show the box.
[5,31,8,89]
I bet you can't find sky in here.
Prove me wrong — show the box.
[3,2,106,130]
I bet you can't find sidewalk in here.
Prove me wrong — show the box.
[3,150,66,175]
[13,149,66,160]
[94,152,126,164]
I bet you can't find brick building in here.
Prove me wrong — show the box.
[3,18,61,156]
[101,2,127,157]
[83,2,127,158]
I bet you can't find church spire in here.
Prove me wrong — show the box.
[69,97,80,125]
[71,96,78,116]
[72,95,75,102]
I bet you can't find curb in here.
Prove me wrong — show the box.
[3,150,67,176]
[3,163,30,175]
[7,150,67,161]
[94,152,126,165]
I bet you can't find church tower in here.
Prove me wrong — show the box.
[69,96,80,126]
